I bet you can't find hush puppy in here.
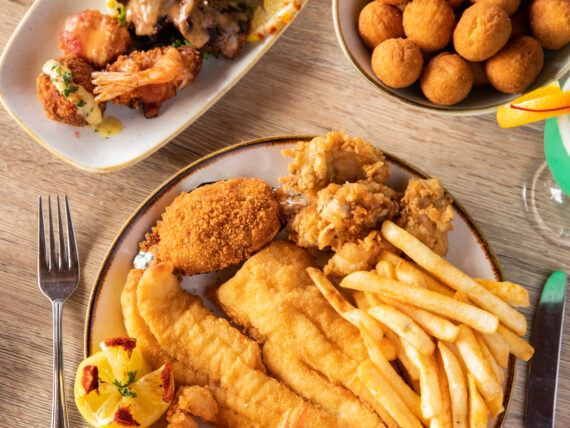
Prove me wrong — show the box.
[421,53,473,105]
[486,36,544,93]
[529,0,570,50]
[403,0,456,52]
[470,0,521,15]
[358,2,404,50]
[372,38,424,88]
[36,55,104,127]
[453,3,512,61]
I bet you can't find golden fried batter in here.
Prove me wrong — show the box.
[529,0,570,49]
[371,38,424,88]
[149,178,283,276]
[358,2,404,50]
[288,181,399,251]
[402,0,456,52]
[166,386,218,428]
[421,52,473,105]
[36,55,103,127]
[280,131,391,197]
[396,177,454,256]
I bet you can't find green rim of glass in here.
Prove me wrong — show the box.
[544,116,570,197]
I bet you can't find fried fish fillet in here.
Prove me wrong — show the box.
[145,178,283,276]
[136,262,346,428]
[217,241,395,427]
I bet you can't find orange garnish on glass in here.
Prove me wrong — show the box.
[497,82,570,128]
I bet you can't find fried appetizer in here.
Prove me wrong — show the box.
[166,386,218,428]
[529,0,570,49]
[288,181,399,251]
[37,55,104,127]
[468,61,490,87]
[471,0,521,15]
[280,131,392,196]
[421,53,473,105]
[403,0,456,52]
[92,46,203,118]
[60,9,131,68]
[510,6,531,37]
[396,177,454,256]
[372,38,424,88]
[147,178,282,276]
[453,3,512,61]
[486,36,544,93]
[358,1,404,49]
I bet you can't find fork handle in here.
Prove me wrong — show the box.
[51,300,69,428]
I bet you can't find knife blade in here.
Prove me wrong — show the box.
[526,270,567,428]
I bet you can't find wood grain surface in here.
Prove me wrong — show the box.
[0,1,568,427]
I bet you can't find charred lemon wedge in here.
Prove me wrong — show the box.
[74,337,174,427]
[248,0,305,42]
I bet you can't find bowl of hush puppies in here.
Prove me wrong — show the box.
[333,0,570,114]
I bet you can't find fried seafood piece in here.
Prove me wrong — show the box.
[60,9,131,68]
[323,230,397,277]
[288,180,399,251]
[396,177,453,256]
[136,262,346,428]
[37,55,105,127]
[92,46,202,118]
[122,268,262,428]
[166,386,218,428]
[126,0,251,59]
[280,131,392,197]
[217,241,394,426]
[145,178,283,275]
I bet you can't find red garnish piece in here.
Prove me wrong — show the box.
[104,337,137,353]
[114,407,140,426]
[81,365,99,394]
[160,363,174,402]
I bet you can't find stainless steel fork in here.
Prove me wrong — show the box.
[38,195,79,428]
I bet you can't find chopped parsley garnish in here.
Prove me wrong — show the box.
[76,100,85,107]
[201,50,212,60]
[62,71,72,85]
[172,38,192,48]
[112,370,138,398]
[62,85,78,97]
[116,3,128,27]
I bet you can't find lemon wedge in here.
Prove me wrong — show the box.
[74,337,174,427]
[248,0,305,42]
[497,82,570,128]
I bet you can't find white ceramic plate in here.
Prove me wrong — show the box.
[0,1,306,172]
[85,136,515,427]
[333,0,570,115]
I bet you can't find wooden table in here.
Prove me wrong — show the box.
[0,1,568,427]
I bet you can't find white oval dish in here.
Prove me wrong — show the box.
[85,136,515,427]
[0,0,307,172]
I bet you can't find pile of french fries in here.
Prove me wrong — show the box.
[308,220,534,428]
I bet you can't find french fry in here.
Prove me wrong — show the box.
[431,351,453,428]
[353,290,371,310]
[496,324,534,361]
[307,267,384,341]
[380,250,455,296]
[474,333,505,420]
[381,220,527,335]
[376,260,397,279]
[341,271,498,334]
[395,261,428,288]
[368,304,435,356]
[377,337,398,361]
[358,361,424,428]
[454,325,501,404]
[379,295,459,342]
[467,374,488,428]
[481,332,510,368]
[474,278,530,307]
[401,339,442,419]
[360,327,423,421]
[385,327,420,380]
[438,342,468,428]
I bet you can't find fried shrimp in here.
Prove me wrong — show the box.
[146,178,283,276]
[92,46,202,117]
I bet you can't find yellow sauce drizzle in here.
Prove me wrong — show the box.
[91,116,123,137]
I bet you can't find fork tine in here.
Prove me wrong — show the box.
[65,195,78,270]
[48,196,56,271]
[38,196,47,270]
[57,196,65,270]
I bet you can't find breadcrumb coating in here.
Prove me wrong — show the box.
[148,178,283,275]
[166,385,218,428]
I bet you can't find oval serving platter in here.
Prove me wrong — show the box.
[0,0,307,172]
[85,135,515,427]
